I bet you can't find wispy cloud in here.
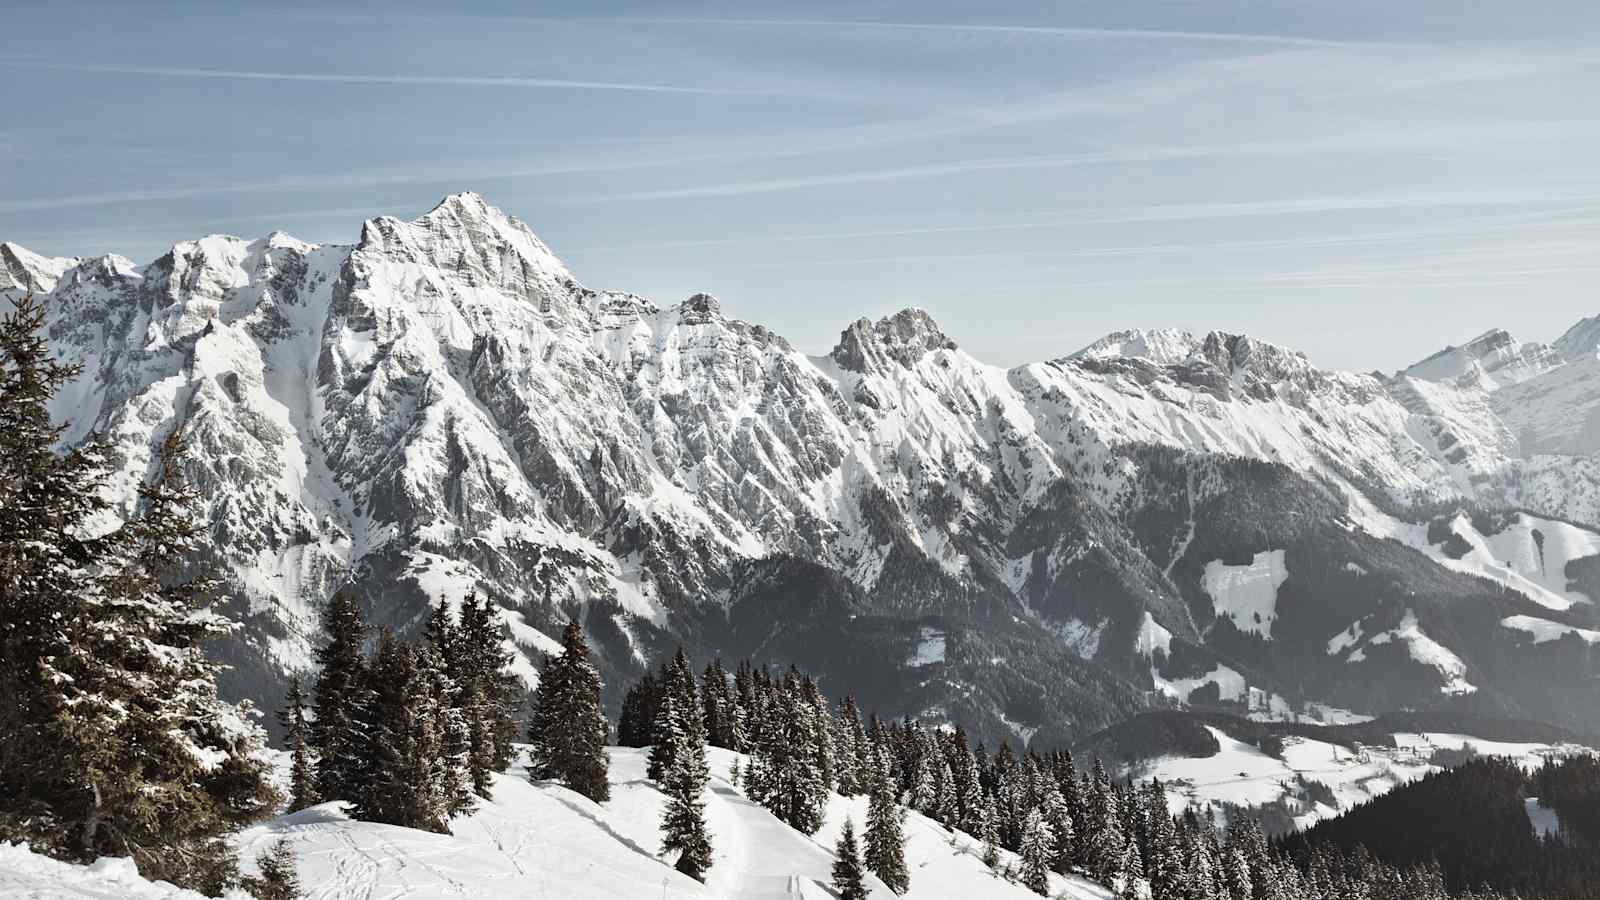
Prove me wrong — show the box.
[573,121,1600,203]
[576,15,1416,50]
[0,59,805,97]
[610,193,1600,249]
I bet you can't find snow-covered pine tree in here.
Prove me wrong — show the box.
[1222,844,1253,900]
[1146,781,1182,898]
[656,689,713,881]
[462,677,497,799]
[649,648,697,781]
[242,837,302,900]
[933,756,957,827]
[526,620,610,802]
[832,817,868,900]
[1018,807,1056,896]
[1183,820,1220,900]
[957,743,985,836]
[418,641,474,818]
[278,675,319,812]
[311,592,370,802]
[1086,758,1126,885]
[1230,819,1276,900]
[352,631,451,833]
[980,795,1002,870]
[835,693,868,796]
[456,594,523,773]
[0,294,117,858]
[0,316,278,885]
[865,744,910,895]
[423,602,459,672]
[1042,782,1074,874]
[801,675,836,791]
[745,671,829,834]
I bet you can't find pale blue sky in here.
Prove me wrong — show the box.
[4,1,1599,371]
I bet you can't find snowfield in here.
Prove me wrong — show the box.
[1202,550,1287,639]
[1130,727,1587,832]
[6,748,1115,900]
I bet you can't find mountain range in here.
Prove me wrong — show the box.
[5,192,1600,747]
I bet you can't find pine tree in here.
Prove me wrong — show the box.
[352,631,451,833]
[980,795,1002,870]
[744,671,828,834]
[657,689,713,881]
[618,671,662,748]
[650,649,697,782]
[0,299,117,856]
[955,737,984,835]
[1228,839,1254,896]
[832,817,869,900]
[278,675,319,813]
[865,746,910,895]
[1086,759,1126,884]
[311,592,370,802]
[242,837,302,900]
[0,312,278,885]
[456,594,523,774]
[1042,783,1074,874]
[1146,781,1182,898]
[1018,807,1056,896]
[418,642,474,818]
[527,620,610,802]
[801,675,837,792]
[836,693,868,796]
[462,677,497,799]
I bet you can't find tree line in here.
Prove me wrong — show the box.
[620,651,1536,900]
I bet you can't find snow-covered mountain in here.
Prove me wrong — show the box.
[7,193,1600,745]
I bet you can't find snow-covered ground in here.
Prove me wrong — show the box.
[8,747,1115,900]
[1131,727,1587,831]
[1202,550,1288,638]
[0,842,223,900]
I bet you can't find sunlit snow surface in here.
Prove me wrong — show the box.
[233,747,1114,900]
[6,747,1117,899]
[1202,550,1287,638]
[1134,728,1585,831]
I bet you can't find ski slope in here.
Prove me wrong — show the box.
[7,747,1116,900]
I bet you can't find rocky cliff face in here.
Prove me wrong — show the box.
[7,193,1600,744]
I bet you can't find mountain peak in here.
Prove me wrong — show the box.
[357,190,575,291]
[1070,328,1200,365]
[830,307,956,372]
[1,241,77,296]
[1403,327,1562,391]
[1554,314,1600,361]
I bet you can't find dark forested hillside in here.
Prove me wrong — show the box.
[1289,756,1600,900]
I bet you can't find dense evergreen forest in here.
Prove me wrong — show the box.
[1289,755,1600,900]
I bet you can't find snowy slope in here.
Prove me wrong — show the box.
[1401,329,1563,393]
[0,842,225,900]
[227,747,1114,900]
[1132,726,1587,832]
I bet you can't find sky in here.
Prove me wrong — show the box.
[3,0,1599,373]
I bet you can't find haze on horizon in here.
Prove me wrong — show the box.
[3,0,1598,373]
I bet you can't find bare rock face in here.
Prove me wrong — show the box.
[11,192,1600,743]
